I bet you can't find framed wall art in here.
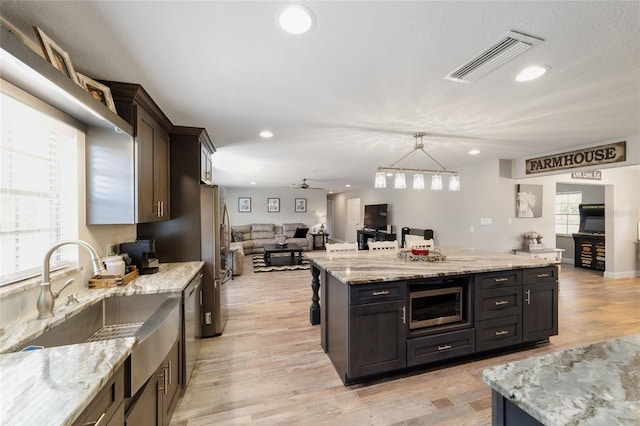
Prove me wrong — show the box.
[267,198,280,213]
[77,73,117,113]
[295,198,307,213]
[516,184,543,218]
[238,197,251,212]
[34,26,81,86]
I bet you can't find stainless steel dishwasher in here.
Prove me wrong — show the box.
[183,273,203,387]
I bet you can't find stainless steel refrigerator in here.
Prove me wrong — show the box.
[137,127,227,337]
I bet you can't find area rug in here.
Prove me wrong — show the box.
[252,255,310,273]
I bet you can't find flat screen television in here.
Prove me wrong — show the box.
[364,204,388,231]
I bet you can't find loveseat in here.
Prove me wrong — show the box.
[230,223,314,255]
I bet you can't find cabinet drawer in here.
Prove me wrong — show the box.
[407,328,475,367]
[475,270,522,290]
[523,267,558,284]
[350,281,406,305]
[476,315,522,352]
[475,286,522,321]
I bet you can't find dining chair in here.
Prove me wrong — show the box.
[325,242,358,253]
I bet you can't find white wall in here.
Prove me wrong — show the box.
[223,187,327,232]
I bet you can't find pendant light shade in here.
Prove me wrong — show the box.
[412,173,424,190]
[448,175,460,191]
[394,172,406,189]
[431,174,443,190]
[374,172,386,188]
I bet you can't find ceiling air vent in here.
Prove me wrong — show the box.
[444,30,544,83]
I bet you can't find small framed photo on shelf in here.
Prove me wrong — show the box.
[238,197,251,212]
[33,26,81,86]
[295,198,307,213]
[77,73,117,113]
[267,198,280,213]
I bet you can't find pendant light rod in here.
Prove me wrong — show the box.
[377,167,458,175]
[379,132,455,174]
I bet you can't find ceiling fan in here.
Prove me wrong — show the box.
[288,178,325,190]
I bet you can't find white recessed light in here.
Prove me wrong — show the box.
[468,149,480,155]
[259,130,273,138]
[278,4,316,35]
[345,184,351,188]
[250,181,257,185]
[515,65,550,82]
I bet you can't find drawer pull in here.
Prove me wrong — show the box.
[372,290,390,296]
[83,412,106,426]
[537,273,550,278]
[437,344,452,351]
[494,300,509,306]
[495,330,509,336]
[494,277,509,282]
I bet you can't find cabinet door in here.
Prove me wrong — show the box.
[136,105,170,223]
[125,374,158,426]
[523,281,558,342]
[475,286,522,321]
[200,143,213,185]
[348,301,406,379]
[476,315,522,352]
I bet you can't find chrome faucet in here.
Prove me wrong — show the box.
[37,240,106,319]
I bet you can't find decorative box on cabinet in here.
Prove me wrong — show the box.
[102,81,173,223]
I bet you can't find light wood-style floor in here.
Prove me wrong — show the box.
[170,260,640,425]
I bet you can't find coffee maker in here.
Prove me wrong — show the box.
[119,239,159,274]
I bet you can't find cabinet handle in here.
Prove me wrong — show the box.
[401,306,406,324]
[537,273,550,278]
[494,277,509,282]
[525,289,531,304]
[495,330,509,336]
[372,290,390,296]
[494,300,509,306]
[168,360,172,385]
[82,412,106,426]
[437,344,452,351]
[158,369,166,394]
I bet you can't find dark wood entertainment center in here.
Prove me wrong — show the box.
[356,229,397,250]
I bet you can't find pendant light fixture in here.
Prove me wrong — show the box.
[375,132,460,191]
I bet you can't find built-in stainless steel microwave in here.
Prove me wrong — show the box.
[409,286,463,329]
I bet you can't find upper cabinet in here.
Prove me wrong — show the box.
[102,82,173,223]
[171,126,216,186]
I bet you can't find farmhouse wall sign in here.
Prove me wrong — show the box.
[525,141,626,174]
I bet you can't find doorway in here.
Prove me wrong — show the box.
[346,198,361,243]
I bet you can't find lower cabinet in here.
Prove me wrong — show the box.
[74,364,125,426]
[523,281,558,342]
[349,300,406,378]
[475,315,523,352]
[125,338,181,426]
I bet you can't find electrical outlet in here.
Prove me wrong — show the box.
[469,226,475,233]
[480,218,492,225]
[205,312,212,324]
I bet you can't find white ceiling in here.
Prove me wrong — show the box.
[2,1,639,193]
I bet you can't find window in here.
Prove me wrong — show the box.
[555,192,582,235]
[0,91,79,286]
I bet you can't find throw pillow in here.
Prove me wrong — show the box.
[232,231,243,242]
[293,228,309,238]
[283,223,305,238]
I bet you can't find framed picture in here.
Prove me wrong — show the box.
[77,73,117,113]
[516,184,543,218]
[295,198,307,213]
[34,26,81,86]
[267,198,280,213]
[238,197,251,212]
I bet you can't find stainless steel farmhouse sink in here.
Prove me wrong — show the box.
[24,293,181,396]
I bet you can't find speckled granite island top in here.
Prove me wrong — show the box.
[0,261,203,425]
[304,247,555,284]
[483,334,640,425]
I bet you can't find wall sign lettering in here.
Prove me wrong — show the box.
[571,170,602,180]
[525,141,626,174]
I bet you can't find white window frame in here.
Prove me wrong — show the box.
[555,191,582,236]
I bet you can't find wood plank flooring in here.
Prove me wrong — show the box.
[170,261,640,425]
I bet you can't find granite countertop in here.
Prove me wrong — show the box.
[483,334,640,425]
[304,247,555,284]
[0,261,203,425]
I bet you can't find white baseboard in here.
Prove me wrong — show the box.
[604,270,639,279]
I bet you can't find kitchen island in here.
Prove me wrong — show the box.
[304,248,559,385]
[0,261,203,425]
[483,334,640,425]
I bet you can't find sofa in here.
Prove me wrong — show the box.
[230,223,314,255]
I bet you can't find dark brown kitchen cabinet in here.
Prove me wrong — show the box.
[73,364,125,426]
[102,81,173,223]
[523,268,559,342]
[125,338,181,426]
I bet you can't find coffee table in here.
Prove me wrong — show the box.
[263,243,303,266]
